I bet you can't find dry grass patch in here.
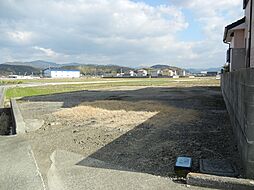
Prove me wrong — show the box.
[54,100,199,130]
[54,104,158,131]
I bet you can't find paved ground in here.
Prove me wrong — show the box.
[0,85,46,190]
[14,85,241,189]
[0,136,45,190]
[47,150,218,190]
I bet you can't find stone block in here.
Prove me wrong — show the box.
[222,69,254,179]
[246,123,254,141]
[199,159,238,177]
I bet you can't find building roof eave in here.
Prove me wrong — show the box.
[243,0,250,9]
[223,17,246,43]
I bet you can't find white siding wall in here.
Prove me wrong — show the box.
[43,69,80,78]
[50,71,80,78]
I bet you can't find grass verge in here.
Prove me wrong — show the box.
[0,80,23,85]
[5,77,220,99]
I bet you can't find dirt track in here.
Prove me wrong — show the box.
[17,85,242,179]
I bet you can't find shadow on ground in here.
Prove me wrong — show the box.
[0,108,12,135]
[20,86,241,177]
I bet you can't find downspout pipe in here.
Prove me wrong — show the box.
[225,42,231,72]
[248,0,253,67]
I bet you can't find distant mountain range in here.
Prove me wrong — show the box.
[150,64,183,71]
[61,64,133,76]
[4,60,59,69]
[0,61,184,76]
[187,67,222,74]
[0,60,222,76]
[0,64,40,76]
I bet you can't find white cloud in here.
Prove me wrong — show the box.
[0,0,245,68]
[33,46,59,57]
[168,0,243,68]
[7,31,33,43]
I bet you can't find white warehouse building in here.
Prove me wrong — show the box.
[43,68,81,78]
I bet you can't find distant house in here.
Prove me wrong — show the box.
[101,73,114,78]
[129,70,137,77]
[123,70,137,77]
[183,70,186,76]
[207,71,218,76]
[8,75,34,79]
[43,68,80,78]
[177,70,186,77]
[200,71,208,74]
[137,69,148,77]
[161,69,174,77]
[116,72,124,77]
[150,69,162,77]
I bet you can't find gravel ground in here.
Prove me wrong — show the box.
[18,85,242,181]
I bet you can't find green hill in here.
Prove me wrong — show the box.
[0,60,186,77]
[150,64,183,71]
[4,60,58,69]
[0,64,40,76]
[61,65,133,75]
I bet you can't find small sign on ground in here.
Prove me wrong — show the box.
[174,157,192,177]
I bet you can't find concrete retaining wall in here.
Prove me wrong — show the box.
[10,99,26,134]
[221,68,254,178]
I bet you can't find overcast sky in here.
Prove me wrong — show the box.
[0,0,243,68]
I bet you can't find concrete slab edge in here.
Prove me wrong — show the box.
[47,151,65,190]
[28,145,47,190]
[10,98,26,134]
[187,172,254,190]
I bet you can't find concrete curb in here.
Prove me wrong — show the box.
[10,98,26,134]
[187,172,254,190]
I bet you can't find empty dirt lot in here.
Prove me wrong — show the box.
[17,83,242,181]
